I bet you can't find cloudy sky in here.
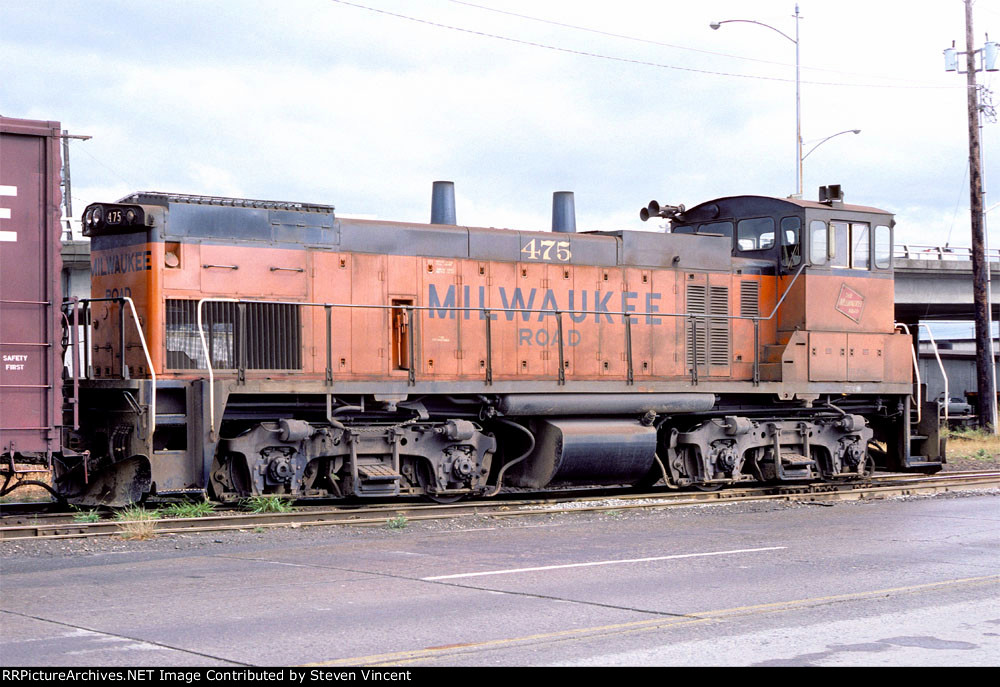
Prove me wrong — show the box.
[3,0,1000,249]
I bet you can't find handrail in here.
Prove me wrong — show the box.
[896,321,953,428]
[920,324,949,427]
[192,266,806,403]
[894,323,921,425]
[62,297,157,441]
[763,262,807,321]
[896,244,1000,262]
[197,298,238,438]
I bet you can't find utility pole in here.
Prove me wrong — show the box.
[58,130,92,240]
[950,0,998,431]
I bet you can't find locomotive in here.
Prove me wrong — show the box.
[21,179,948,504]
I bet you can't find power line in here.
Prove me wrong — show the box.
[446,0,946,86]
[76,147,134,188]
[330,0,961,89]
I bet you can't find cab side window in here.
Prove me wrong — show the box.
[829,221,870,269]
[851,223,870,269]
[874,225,892,269]
[830,221,850,267]
[737,217,775,251]
[699,221,734,239]
[780,216,801,268]
[810,220,828,264]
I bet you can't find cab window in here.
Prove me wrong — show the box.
[830,221,850,267]
[699,221,734,239]
[737,217,775,251]
[874,225,892,268]
[780,216,801,268]
[851,224,870,269]
[810,220,827,264]
[829,221,870,269]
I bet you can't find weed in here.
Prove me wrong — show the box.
[945,427,1000,461]
[386,514,408,530]
[70,506,101,523]
[252,527,266,534]
[114,505,161,540]
[242,495,295,513]
[160,501,216,518]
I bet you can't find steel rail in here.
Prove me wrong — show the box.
[2,472,997,541]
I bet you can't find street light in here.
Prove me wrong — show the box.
[800,129,861,162]
[710,4,802,197]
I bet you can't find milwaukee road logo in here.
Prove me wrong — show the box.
[92,249,152,276]
[427,284,665,324]
[835,283,865,323]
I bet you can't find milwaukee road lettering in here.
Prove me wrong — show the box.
[92,250,152,276]
[427,283,665,331]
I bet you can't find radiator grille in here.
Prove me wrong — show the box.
[687,284,730,368]
[708,286,731,365]
[740,280,760,318]
[166,300,302,370]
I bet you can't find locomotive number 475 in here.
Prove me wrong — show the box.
[521,238,571,262]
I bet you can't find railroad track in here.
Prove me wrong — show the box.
[2,471,997,541]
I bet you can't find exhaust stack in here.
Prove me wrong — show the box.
[431,181,457,225]
[552,191,576,233]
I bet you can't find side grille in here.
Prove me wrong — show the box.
[687,284,730,368]
[708,286,730,365]
[740,280,760,318]
[165,299,302,370]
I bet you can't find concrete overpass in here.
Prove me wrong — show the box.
[892,245,1000,322]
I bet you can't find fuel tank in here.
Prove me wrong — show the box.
[505,418,657,488]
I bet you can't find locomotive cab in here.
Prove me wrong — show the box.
[663,187,935,472]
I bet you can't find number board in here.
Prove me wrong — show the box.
[519,236,572,263]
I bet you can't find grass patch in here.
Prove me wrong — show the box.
[242,495,295,513]
[114,505,161,540]
[944,427,1000,460]
[386,515,408,530]
[159,501,216,518]
[70,506,101,523]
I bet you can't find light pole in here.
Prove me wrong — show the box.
[711,5,802,197]
[800,129,861,162]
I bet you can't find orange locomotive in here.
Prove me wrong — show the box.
[60,184,942,504]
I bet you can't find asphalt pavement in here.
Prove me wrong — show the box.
[1,491,998,667]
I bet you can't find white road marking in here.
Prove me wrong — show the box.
[0,208,10,219]
[0,231,15,242]
[0,185,17,196]
[422,546,787,581]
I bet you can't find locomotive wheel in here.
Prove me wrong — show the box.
[425,492,465,504]
[209,453,252,501]
[415,460,466,503]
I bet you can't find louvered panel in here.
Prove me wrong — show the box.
[708,286,730,366]
[688,321,708,366]
[686,284,708,367]
[740,280,760,318]
[708,321,730,365]
[709,286,729,315]
[687,284,707,315]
